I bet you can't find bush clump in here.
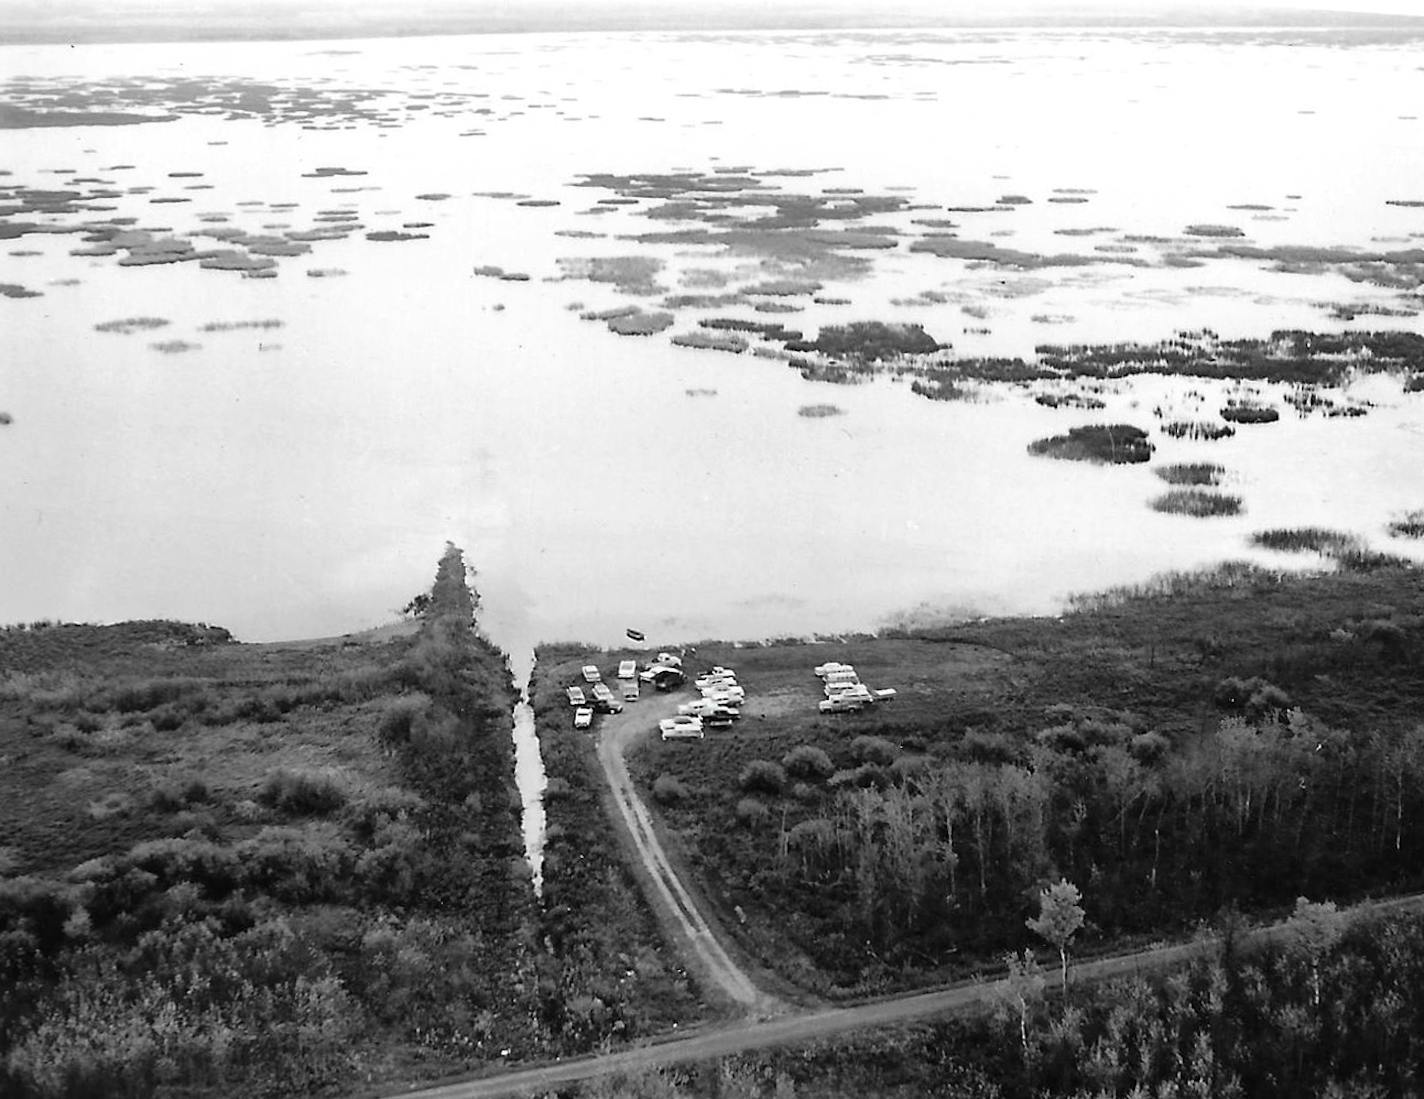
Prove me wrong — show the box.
[782,745,835,782]
[1155,463,1225,486]
[259,769,348,816]
[735,797,771,827]
[739,760,787,795]
[1151,489,1243,517]
[653,774,689,805]
[850,735,899,766]
[1028,424,1153,464]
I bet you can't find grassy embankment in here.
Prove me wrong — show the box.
[0,546,536,1096]
[616,563,1424,999]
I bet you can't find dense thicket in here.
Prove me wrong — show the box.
[559,905,1424,1099]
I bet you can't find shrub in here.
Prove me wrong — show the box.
[739,760,786,796]
[829,764,889,790]
[789,782,820,803]
[149,776,207,812]
[782,745,835,782]
[653,774,689,805]
[850,735,899,766]
[259,769,348,816]
[378,694,430,748]
[1151,489,1243,517]
[1129,730,1171,765]
[735,798,770,827]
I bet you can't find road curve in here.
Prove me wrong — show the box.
[593,688,774,1013]
[385,893,1424,1099]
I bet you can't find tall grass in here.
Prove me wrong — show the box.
[1252,528,1360,554]
[1150,489,1243,517]
[1388,510,1424,539]
[1155,462,1225,486]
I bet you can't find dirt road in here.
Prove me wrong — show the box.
[382,892,1424,1099]
[593,688,774,1013]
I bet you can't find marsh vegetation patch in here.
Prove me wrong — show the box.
[1151,489,1244,517]
[1028,424,1153,464]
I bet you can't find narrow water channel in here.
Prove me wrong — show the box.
[507,646,547,896]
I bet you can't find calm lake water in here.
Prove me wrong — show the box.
[4,24,1424,665]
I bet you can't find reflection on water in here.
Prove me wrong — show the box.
[2,27,1423,658]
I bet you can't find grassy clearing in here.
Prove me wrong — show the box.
[1150,488,1243,517]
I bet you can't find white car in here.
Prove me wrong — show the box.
[617,660,637,679]
[815,662,855,678]
[678,698,737,717]
[591,682,615,702]
[702,688,745,707]
[653,652,683,668]
[620,681,640,701]
[581,665,602,683]
[819,695,868,713]
[565,686,586,706]
[824,670,860,687]
[659,716,704,740]
[825,681,870,699]
[695,673,738,691]
[574,707,594,728]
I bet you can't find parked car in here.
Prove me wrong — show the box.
[643,667,686,691]
[814,662,854,678]
[653,652,683,668]
[679,698,741,718]
[581,665,601,683]
[573,707,594,728]
[695,672,738,691]
[659,716,704,741]
[565,686,586,706]
[617,660,637,679]
[825,681,870,699]
[593,696,623,714]
[874,688,898,701]
[819,696,868,713]
[704,715,735,730]
[591,682,615,702]
[702,687,745,706]
[620,681,640,701]
[824,670,860,686]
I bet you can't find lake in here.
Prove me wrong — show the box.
[3,23,1424,677]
